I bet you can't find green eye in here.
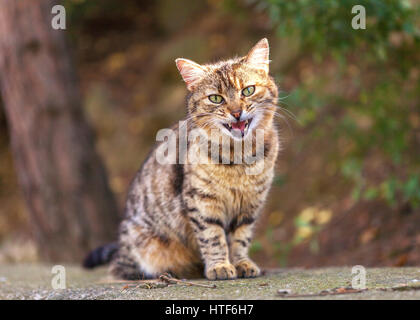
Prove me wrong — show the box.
[208,94,224,104]
[242,85,255,97]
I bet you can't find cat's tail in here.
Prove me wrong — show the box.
[82,242,119,269]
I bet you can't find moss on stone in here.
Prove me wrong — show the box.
[1,264,419,299]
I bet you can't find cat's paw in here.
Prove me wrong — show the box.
[235,260,261,278]
[206,263,237,280]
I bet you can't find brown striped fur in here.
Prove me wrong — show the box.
[110,39,279,280]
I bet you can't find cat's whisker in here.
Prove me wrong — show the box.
[277,101,299,122]
[252,106,294,137]
[277,105,298,122]
[266,102,297,119]
[278,92,292,101]
[255,102,300,124]
[179,112,215,129]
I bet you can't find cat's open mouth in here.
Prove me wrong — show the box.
[223,118,253,137]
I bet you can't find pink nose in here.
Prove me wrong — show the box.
[231,110,242,120]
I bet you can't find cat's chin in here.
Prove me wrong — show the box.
[231,129,251,140]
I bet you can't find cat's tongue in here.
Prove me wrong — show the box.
[231,120,246,132]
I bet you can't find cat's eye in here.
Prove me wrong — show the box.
[208,94,224,104]
[242,85,255,97]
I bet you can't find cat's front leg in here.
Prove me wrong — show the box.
[187,209,236,280]
[229,217,261,278]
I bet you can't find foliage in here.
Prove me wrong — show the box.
[260,0,420,208]
[264,0,419,57]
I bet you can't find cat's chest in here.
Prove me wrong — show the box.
[189,162,274,212]
[193,163,264,189]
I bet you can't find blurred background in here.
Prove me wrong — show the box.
[0,0,419,268]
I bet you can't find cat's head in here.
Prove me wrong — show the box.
[175,38,278,140]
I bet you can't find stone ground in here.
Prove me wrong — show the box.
[0,264,420,300]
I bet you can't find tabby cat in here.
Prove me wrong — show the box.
[84,38,279,280]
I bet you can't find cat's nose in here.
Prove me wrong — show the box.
[231,110,242,120]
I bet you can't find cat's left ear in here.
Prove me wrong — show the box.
[245,38,270,74]
[175,58,206,91]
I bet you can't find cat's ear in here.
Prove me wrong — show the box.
[245,38,270,74]
[175,58,206,91]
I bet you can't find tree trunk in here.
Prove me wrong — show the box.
[0,0,120,261]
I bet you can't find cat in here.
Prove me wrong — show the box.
[83,38,279,280]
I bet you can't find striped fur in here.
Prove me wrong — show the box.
[110,39,279,280]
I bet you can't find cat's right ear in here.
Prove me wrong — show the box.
[175,58,206,91]
[245,38,270,74]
